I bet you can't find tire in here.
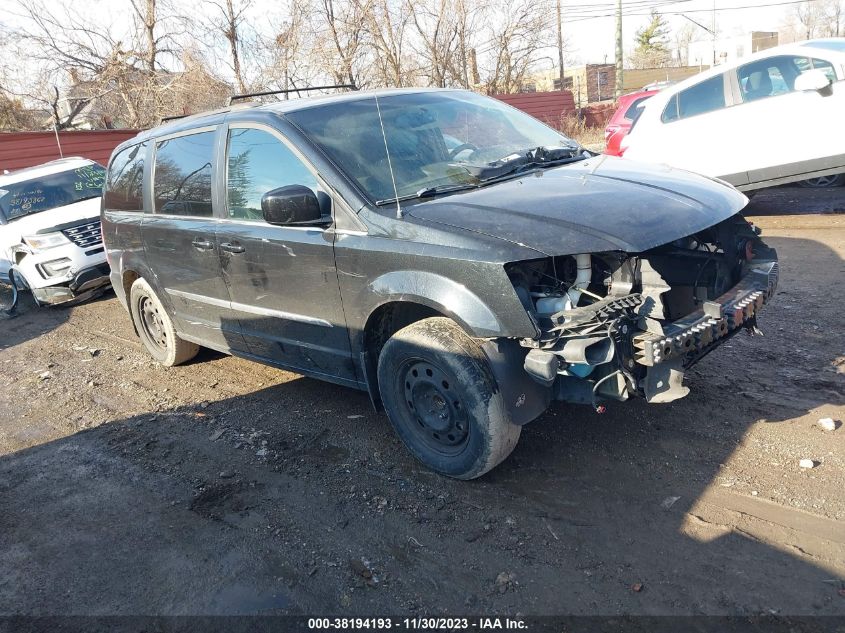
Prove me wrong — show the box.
[8,269,32,308]
[377,317,521,479]
[129,278,199,366]
[2,273,20,314]
[799,174,845,188]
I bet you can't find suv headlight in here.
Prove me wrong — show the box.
[22,232,70,252]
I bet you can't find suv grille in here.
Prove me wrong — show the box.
[62,220,102,248]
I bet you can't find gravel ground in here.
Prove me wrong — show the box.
[0,193,843,617]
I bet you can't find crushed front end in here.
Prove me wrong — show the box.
[508,215,778,405]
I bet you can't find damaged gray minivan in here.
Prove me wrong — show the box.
[102,88,778,479]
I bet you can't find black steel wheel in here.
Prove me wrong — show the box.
[377,317,521,479]
[129,278,199,366]
[138,294,169,352]
[399,359,470,456]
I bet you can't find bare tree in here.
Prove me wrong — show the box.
[261,0,317,95]
[203,0,251,93]
[673,23,697,67]
[779,0,843,41]
[820,0,844,36]
[411,0,483,87]
[363,0,417,87]
[483,0,554,94]
[308,0,369,86]
[129,0,159,72]
[9,0,225,129]
[0,93,38,131]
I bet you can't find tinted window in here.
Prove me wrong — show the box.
[662,75,726,122]
[104,143,146,211]
[810,57,837,82]
[0,164,105,221]
[738,56,798,102]
[792,57,835,84]
[226,128,318,222]
[623,96,652,121]
[153,131,215,216]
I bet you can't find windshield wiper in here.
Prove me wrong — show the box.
[375,183,477,206]
[374,146,593,206]
[463,145,589,182]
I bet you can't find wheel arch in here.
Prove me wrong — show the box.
[366,270,503,339]
[121,269,142,335]
[358,271,522,411]
[360,300,446,410]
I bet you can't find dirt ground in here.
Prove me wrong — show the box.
[1,187,843,617]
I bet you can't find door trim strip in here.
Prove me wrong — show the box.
[165,288,333,328]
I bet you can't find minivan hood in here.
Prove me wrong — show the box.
[406,156,747,255]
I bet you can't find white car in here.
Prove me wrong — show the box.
[621,38,845,191]
[0,157,110,306]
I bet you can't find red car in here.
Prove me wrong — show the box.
[604,89,659,157]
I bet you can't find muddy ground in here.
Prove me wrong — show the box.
[1,187,843,617]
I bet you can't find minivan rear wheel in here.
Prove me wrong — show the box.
[377,317,521,479]
[129,278,199,366]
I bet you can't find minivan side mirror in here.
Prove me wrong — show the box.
[794,69,832,93]
[261,185,324,226]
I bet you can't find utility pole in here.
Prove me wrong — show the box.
[712,0,717,66]
[556,0,565,91]
[614,0,623,98]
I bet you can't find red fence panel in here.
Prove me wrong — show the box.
[492,91,576,129]
[583,102,616,129]
[0,130,141,173]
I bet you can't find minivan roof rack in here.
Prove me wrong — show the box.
[228,84,358,105]
[157,101,257,126]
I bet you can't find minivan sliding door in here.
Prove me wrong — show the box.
[142,127,246,352]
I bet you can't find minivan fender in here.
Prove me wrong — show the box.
[111,253,165,313]
[367,270,503,338]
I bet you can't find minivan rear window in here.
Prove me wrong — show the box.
[153,131,215,217]
[105,142,147,212]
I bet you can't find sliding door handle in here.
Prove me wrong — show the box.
[191,238,214,251]
[220,242,245,254]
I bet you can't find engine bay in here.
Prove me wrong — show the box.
[506,215,779,405]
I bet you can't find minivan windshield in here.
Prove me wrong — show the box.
[287,91,581,204]
[0,163,106,222]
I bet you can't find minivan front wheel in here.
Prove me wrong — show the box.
[377,317,521,479]
[129,278,199,366]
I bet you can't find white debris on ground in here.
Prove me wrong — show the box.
[817,418,837,432]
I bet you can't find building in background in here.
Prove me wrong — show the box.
[531,64,707,106]
[532,64,616,106]
[687,31,779,67]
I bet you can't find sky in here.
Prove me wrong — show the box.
[3,0,808,81]
[558,0,799,64]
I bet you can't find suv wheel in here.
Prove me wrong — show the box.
[377,317,521,479]
[799,174,845,188]
[9,269,32,306]
[129,278,199,366]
